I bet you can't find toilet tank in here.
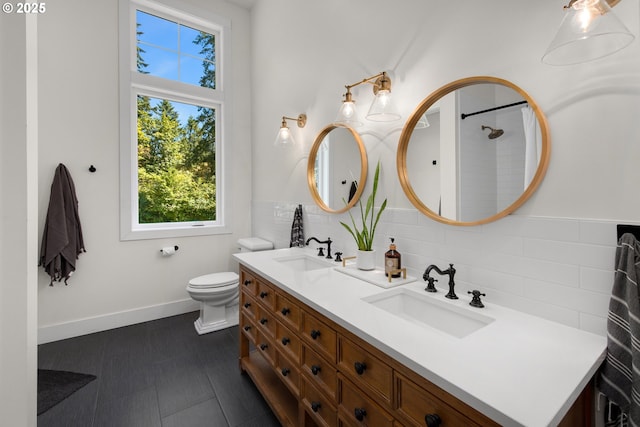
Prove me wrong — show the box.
[237,237,273,253]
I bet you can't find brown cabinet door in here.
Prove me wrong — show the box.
[338,336,393,406]
[338,374,394,427]
[302,344,338,401]
[302,311,337,363]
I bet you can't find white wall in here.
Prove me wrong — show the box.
[250,1,640,336]
[1,12,38,427]
[36,0,253,342]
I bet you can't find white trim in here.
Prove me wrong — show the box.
[118,0,232,241]
[37,298,200,344]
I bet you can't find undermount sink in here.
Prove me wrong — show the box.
[362,288,494,338]
[275,254,334,272]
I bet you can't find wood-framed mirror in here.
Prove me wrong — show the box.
[307,123,368,213]
[397,76,551,226]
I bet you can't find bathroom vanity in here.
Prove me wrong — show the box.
[235,248,606,427]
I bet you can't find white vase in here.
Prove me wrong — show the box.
[356,249,376,271]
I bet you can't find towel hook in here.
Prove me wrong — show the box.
[88,165,96,173]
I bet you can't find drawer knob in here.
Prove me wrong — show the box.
[260,291,269,298]
[243,302,251,308]
[243,279,252,286]
[354,361,367,375]
[281,337,290,346]
[311,401,321,412]
[281,368,290,377]
[354,408,367,421]
[310,365,321,375]
[425,414,442,427]
[243,325,251,332]
[281,307,291,316]
[310,329,321,340]
[260,343,268,351]
[260,318,268,325]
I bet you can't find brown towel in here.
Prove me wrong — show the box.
[39,164,85,285]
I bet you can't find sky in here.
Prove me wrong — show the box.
[136,10,215,125]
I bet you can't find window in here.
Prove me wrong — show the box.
[119,0,231,240]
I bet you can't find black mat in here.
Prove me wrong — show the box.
[37,369,96,415]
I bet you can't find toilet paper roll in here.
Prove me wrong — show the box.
[160,246,177,257]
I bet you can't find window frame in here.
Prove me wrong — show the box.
[119,0,232,240]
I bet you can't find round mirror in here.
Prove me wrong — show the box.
[397,76,550,226]
[308,124,368,213]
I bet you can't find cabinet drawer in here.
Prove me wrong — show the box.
[302,311,337,363]
[240,269,258,296]
[257,280,276,310]
[276,322,301,364]
[338,374,394,427]
[302,344,338,401]
[338,336,393,406]
[240,315,257,345]
[395,372,482,427]
[256,306,276,339]
[275,351,300,397]
[256,331,276,367]
[303,378,337,427]
[240,294,257,322]
[276,293,301,331]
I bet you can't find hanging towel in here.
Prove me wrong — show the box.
[39,164,86,285]
[598,233,640,424]
[348,181,358,203]
[289,204,304,248]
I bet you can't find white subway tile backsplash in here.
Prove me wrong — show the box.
[579,220,618,246]
[580,267,614,295]
[523,238,614,270]
[580,312,607,336]
[254,201,617,336]
[524,278,610,316]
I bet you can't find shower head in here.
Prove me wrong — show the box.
[481,125,504,140]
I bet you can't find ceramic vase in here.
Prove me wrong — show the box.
[356,249,376,271]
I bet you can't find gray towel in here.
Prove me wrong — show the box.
[598,233,640,424]
[39,164,85,285]
[289,204,304,248]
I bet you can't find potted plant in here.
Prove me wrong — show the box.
[340,161,387,270]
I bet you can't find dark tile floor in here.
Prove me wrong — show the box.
[37,311,280,427]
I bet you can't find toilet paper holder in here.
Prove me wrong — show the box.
[160,245,179,253]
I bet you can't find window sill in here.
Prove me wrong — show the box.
[120,223,231,241]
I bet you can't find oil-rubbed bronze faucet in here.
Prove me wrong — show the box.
[423,263,457,299]
[305,237,332,259]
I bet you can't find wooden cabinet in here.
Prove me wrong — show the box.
[238,264,591,427]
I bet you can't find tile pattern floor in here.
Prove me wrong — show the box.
[37,311,280,427]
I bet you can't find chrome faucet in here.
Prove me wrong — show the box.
[423,263,457,299]
[305,237,332,259]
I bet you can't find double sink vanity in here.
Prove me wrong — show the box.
[235,75,607,425]
[234,248,606,427]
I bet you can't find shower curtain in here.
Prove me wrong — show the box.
[522,106,541,189]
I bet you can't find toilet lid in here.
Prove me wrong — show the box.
[188,272,238,288]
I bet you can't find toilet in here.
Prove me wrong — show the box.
[186,237,273,335]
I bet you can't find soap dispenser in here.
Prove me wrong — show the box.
[385,238,401,278]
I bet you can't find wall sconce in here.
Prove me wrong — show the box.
[542,0,634,65]
[335,71,401,126]
[274,113,307,147]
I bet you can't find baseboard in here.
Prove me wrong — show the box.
[37,299,200,344]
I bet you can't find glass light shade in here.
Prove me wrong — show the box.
[274,125,296,146]
[365,90,401,122]
[335,100,363,127]
[415,114,430,129]
[542,0,634,65]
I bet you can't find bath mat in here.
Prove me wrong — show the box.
[37,369,96,415]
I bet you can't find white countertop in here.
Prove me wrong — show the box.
[234,247,607,427]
